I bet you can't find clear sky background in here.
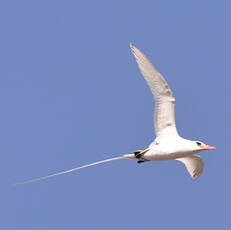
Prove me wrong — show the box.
[1,0,230,229]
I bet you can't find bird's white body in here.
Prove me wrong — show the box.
[145,137,202,161]
[17,43,215,184]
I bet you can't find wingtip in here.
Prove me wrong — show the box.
[130,42,134,49]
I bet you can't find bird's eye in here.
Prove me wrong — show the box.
[196,141,202,146]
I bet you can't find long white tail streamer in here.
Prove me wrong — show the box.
[16,154,135,185]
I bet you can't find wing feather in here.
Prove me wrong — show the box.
[176,155,204,179]
[130,44,178,137]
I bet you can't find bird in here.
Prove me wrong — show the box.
[16,44,215,184]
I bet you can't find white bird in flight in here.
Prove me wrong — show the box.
[17,44,216,184]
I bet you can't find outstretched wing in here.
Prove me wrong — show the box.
[176,155,204,179]
[130,44,178,138]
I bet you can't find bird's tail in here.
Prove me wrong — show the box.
[15,154,135,185]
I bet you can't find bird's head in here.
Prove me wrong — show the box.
[194,141,216,151]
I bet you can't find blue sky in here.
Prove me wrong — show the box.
[1,0,230,229]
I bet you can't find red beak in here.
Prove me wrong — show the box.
[200,145,216,150]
